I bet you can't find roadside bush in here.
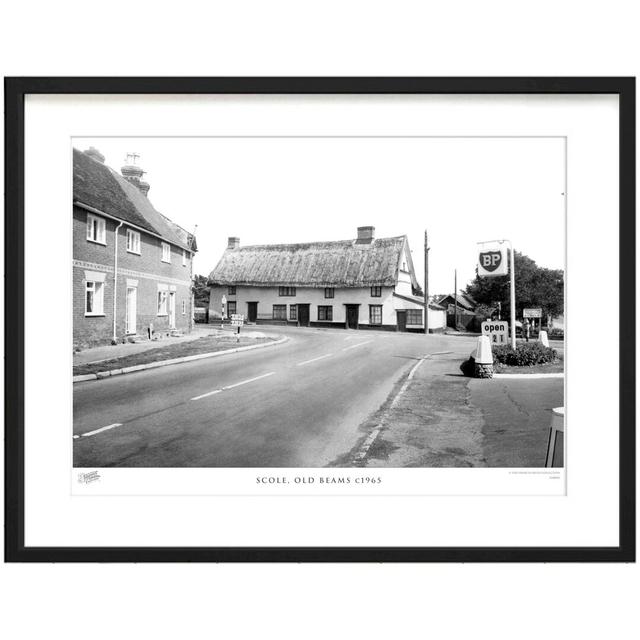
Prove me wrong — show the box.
[493,342,558,367]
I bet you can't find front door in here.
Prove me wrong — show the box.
[126,286,137,334]
[346,305,359,329]
[247,302,258,322]
[297,304,310,327]
[397,310,407,332]
[169,292,176,329]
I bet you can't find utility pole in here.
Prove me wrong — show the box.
[509,243,516,349]
[424,229,429,335]
[454,269,459,331]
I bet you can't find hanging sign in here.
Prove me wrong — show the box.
[478,244,509,277]
[523,308,542,318]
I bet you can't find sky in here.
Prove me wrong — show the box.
[74,136,565,295]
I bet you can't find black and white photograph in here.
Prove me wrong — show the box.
[72,136,565,471]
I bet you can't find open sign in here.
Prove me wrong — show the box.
[482,320,509,345]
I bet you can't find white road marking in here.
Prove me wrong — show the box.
[342,340,373,351]
[297,353,333,366]
[190,389,223,401]
[223,371,275,390]
[344,336,355,341]
[353,356,427,462]
[78,423,123,438]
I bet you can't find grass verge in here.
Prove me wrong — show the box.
[73,335,275,376]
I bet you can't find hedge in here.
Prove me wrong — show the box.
[492,342,558,367]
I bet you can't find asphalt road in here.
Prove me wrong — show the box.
[74,327,472,467]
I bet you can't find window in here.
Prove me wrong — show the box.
[182,300,186,315]
[369,305,382,325]
[126,229,141,254]
[228,286,236,296]
[406,309,423,325]
[278,286,296,296]
[227,301,237,316]
[273,304,287,320]
[86,214,106,244]
[318,306,333,321]
[161,242,171,263]
[289,304,297,321]
[182,249,187,266]
[324,287,334,298]
[157,290,168,315]
[85,281,104,315]
[371,286,382,297]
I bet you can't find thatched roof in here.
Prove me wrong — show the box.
[73,148,194,252]
[209,236,417,288]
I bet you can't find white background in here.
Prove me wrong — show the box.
[1,2,638,639]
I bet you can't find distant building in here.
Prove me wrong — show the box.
[208,226,446,332]
[73,148,197,348]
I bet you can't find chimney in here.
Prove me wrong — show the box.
[356,226,375,244]
[121,152,150,197]
[84,146,105,163]
[227,237,240,250]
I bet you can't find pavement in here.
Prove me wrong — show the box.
[73,326,564,468]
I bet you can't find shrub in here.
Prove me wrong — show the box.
[492,342,558,367]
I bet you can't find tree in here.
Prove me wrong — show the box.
[465,251,563,322]
[192,274,210,308]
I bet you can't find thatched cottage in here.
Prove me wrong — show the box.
[207,226,446,332]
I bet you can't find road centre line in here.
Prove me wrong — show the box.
[223,371,276,390]
[342,340,373,351]
[190,371,276,400]
[190,389,223,401]
[76,423,123,438]
[297,353,333,366]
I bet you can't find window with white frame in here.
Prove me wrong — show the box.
[182,300,186,315]
[126,229,141,254]
[86,214,106,244]
[369,304,383,325]
[318,306,333,321]
[157,290,168,315]
[161,242,171,263]
[182,249,187,266]
[406,309,423,325]
[273,304,287,320]
[371,286,382,297]
[227,301,237,316]
[85,281,104,315]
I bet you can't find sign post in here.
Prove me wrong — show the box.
[230,314,244,343]
[478,240,516,349]
[221,294,227,329]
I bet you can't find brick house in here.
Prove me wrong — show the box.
[208,226,446,332]
[73,147,197,349]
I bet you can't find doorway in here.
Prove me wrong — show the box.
[126,286,137,334]
[397,310,407,332]
[345,304,359,329]
[169,292,176,329]
[247,301,258,322]
[297,304,310,327]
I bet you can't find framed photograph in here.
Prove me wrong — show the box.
[5,77,635,562]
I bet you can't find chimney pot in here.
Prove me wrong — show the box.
[227,237,240,250]
[356,226,375,244]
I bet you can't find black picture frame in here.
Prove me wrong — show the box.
[4,77,635,563]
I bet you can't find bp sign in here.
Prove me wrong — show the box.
[478,246,508,277]
[481,320,509,345]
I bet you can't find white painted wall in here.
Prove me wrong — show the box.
[209,284,397,326]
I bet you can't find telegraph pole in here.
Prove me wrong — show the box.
[424,229,429,335]
[454,269,458,330]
